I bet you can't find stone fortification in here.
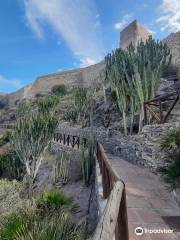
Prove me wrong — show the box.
[163,31,180,73]
[120,20,152,50]
[7,62,104,105]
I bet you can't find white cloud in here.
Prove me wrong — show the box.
[146,28,156,36]
[156,0,180,33]
[23,0,103,66]
[0,75,22,92]
[80,57,97,68]
[114,14,132,30]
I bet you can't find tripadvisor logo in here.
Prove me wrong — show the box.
[135,226,174,236]
[135,227,144,236]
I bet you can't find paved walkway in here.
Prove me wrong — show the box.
[106,153,180,240]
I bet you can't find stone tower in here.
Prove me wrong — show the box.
[120,20,152,50]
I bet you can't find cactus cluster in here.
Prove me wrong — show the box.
[52,153,70,185]
[105,37,171,134]
[80,130,96,186]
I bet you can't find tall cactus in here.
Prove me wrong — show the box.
[105,49,132,135]
[129,38,171,132]
[105,37,171,134]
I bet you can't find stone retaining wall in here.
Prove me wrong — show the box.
[55,125,109,141]
[105,123,180,171]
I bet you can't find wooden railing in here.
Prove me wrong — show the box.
[53,133,129,239]
[93,144,129,240]
[144,90,180,124]
[53,132,87,149]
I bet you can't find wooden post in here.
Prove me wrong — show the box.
[163,96,179,123]
[115,188,129,240]
[92,181,125,240]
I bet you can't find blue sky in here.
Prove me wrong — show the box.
[0,0,180,93]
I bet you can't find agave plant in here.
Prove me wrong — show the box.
[15,212,85,240]
[35,191,78,216]
[0,211,85,240]
[0,210,35,240]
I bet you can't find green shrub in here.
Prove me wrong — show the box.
[63,107,78,124]
[0,211,35,240]
[0,131,10,146]
[15,212,86,240]
[110,89,117,102]
[0,180,30,218]
[0,151,25,180]
[73,87,88,123]
[36,191,77,215]
[160,129,180,152]
[52,84,67,96]
[0,211,85,240]
[37,95,59,114]
[160,129,180,190]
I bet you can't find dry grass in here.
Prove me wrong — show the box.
[0,179,32,218]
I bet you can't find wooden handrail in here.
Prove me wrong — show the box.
[94,143,129,240]
[92,181,124,240]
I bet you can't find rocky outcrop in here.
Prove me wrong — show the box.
[0,94,8,109]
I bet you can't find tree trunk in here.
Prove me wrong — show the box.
[122,111,127,136]
[130,113,134,135]
[138,105,144,134]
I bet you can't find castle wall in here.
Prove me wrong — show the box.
[8,62,105,105]
[25,62,104,99]
[163,32,180,74]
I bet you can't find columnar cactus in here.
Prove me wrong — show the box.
[105,37,171,134]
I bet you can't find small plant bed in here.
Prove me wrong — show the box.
[0,96,98,239]
[0,190,86,240]
[30,148,98,234]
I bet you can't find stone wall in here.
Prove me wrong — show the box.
[55,125,109,142]
[104,123,180,171]
[7,62,105,105]
[28,62,103,99]
[163,31,180,76]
